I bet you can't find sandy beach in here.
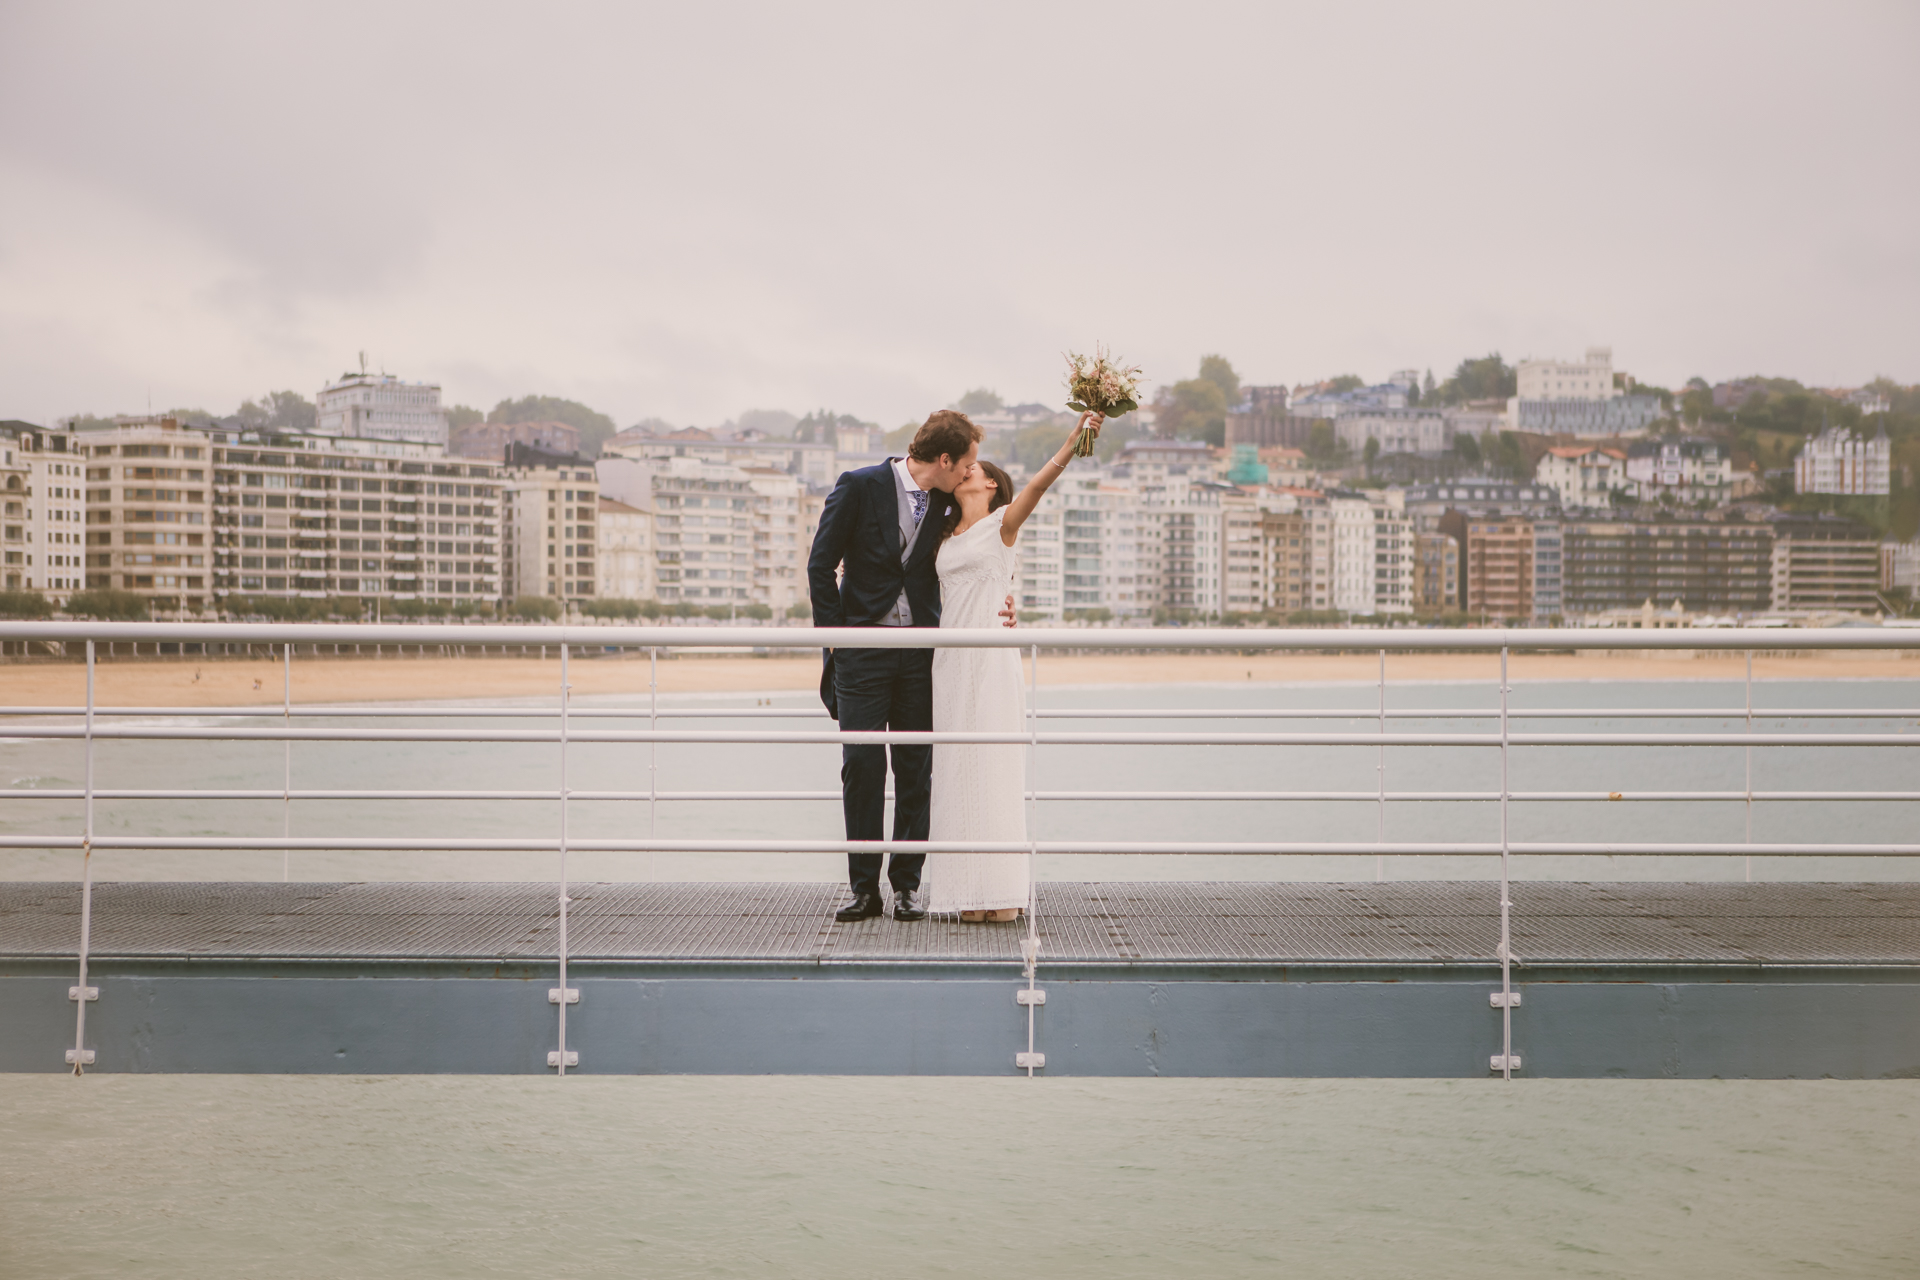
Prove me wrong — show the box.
[2,648,1915,707]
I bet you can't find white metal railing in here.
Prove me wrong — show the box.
[4,620,1918,1079]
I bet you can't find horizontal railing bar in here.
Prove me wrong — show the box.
[5,620,1919,652]
[2,835,1914,856]
[6,705,1919,722]
[6,725,1913,746]
[8,789,1918,804]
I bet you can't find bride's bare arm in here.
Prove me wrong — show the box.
[1000,411,1103,545]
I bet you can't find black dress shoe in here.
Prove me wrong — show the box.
[893,890,926,922]
[834,892,883,922]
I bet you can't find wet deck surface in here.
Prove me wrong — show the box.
[4,881,1917,966]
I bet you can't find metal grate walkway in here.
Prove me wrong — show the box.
[4,881,1917,966]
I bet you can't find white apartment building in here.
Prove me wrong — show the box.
[1516,347,1620,401]
[1509,346,1665,436]
[1334,409,1452,458]
[1372,493,1413,615]
[650,456,752,607]
[1222,491,1265,613]
[502,461,599,603]
[1328,494,1377,615]
[203,429,500,606]
[1536,445,1628,510]
[1625,438,1734,502]
[595,497,655,601]
[2,424,88,604]
[1882,540,1919,592]
[1795,422,1891,496]
[315,372,450,447]
[1016,487,1065,619]
[743,467,808,614]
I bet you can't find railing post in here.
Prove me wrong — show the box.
[1377,648,1386,883]
[1017,642,1045,1077]
[282,642,292,882]
[67,640,98,1072]
[549,642,577,1073]
[1495,644,1516,1080]
[1745,649,1754,883]
[648,647,658,849]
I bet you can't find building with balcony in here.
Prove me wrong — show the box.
[501,444,598,604]
[2,422,90,604]
[1795,421,1891,496]
[1769,516,1881,615]
[595,497,655,602]
[1442,513,1534,621]
[1412,530,1459,610]
[206,429,501,608]
[1625,437,1734,503]
[1536,445,1628,511]
[1558,517,1774,618]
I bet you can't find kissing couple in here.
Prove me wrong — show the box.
[807,407,1105,923]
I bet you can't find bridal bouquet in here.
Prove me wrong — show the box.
[1064,346,1144,457]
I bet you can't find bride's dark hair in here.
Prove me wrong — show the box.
[943,459,1015,537]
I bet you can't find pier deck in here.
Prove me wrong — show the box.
[5,881,1918,1077]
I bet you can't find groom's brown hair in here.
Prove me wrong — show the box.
[908,411,983,465]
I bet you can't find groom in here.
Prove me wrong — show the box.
[808,410,984,922]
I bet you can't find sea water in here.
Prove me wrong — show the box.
[3,679,1916,1277]
[1,1076,1915,1278]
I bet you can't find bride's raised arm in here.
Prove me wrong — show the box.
[999,411,1103,546]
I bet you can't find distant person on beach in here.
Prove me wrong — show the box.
[808,411,1014,923]
[922,410,1102,922]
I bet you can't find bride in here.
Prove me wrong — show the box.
[924,410,1104,922]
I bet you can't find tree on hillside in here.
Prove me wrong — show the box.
[955,388,1003,416]
[236,391,317,433]
[489,395,617,456]
[1433,355,1516,405]
[447,404,484,431]
[792,409,876,445]
[1150,355,1240,445]
[1324,374,1365,394]
[1197,355,1240,407]
[1452,431,1482,468]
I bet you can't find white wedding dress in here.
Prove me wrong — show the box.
[924,508,1031,914]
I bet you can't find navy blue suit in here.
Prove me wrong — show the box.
[807,462,957,900]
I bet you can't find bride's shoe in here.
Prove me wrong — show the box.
[987,908,1021,923]
[960,910,986,923]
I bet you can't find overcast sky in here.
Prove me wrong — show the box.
[2,1,1914,430]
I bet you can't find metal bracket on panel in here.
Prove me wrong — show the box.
[1016,988,1046,1006]
[547,1050,579,1068]
[1015,1052,1046,1070]
[69,985,99,1002]
[65,1049,96,1065]
[1489,1054,1522,1073]
[1489,991,1521,1008]
[548,988,579,1005]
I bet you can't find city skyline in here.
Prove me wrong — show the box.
[2,2,1915,431]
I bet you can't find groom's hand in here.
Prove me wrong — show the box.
[1001,594,1018,628]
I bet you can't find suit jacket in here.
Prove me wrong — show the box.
[808,460,955,630]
